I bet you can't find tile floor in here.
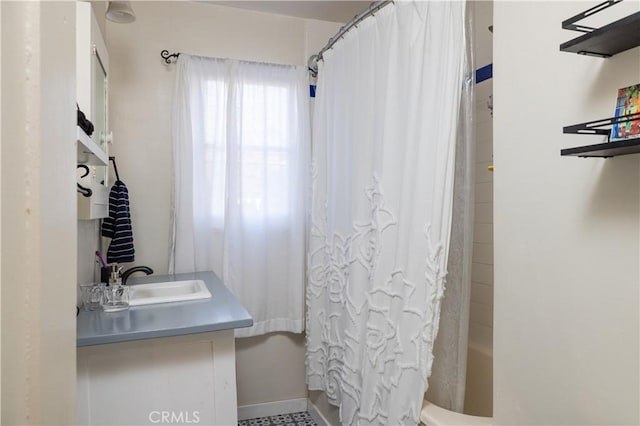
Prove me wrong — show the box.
[239,411,317,426]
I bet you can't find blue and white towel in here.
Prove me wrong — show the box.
[102,180,135,263]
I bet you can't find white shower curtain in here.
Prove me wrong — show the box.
[426,3,475,411]
[170,55,310,337]
[306,2,468,425]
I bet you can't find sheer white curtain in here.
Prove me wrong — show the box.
[170,54,310,337]
[306,2,468,425]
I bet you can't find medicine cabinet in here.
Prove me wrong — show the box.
[76,2,110,219]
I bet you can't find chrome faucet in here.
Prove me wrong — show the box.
[121,266,154,285]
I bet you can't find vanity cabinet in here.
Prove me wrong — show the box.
[76,272,253,426]
[76,2,110,219]
[77,331,238,426]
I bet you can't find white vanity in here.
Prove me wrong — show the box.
[76,271,253,426]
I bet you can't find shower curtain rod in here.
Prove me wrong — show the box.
[307,0,392,77]
[160,2,392,69]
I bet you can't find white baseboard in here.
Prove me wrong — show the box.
[307,399,331,426]
[237,398,308,421]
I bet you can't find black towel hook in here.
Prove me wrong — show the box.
[77,164,92,197]
[109,156,121,181]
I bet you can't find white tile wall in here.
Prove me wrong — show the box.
[470,75,494,350]
[475,182,493,203]
[470,301,493,327]
[464,2,494,417]
[472,262,494,285]
[473,223,493,245]
[474,203,493,224]
[471,282,493,306]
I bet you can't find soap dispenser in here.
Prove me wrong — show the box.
[108,264,123,286]
[103,264,129,312]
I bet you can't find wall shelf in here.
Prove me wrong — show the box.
[561,113,640,157]
[77,127,108,166]
[560,1,640,158]
[560,1,640,57]
[561,138,640,158]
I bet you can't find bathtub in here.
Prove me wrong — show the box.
[421,342,493,425]
[420,400,492,426]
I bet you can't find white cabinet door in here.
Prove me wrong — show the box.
[77,331,238,426]
[76,2,110,220]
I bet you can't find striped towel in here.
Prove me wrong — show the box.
[102,180,135,263]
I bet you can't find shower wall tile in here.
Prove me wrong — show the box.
[472,0,493,66]
[475,120,494,144]
[469,322,493,349]
[475,182,493,203]
[473,243,494,265]
[473,223,493,244]
[475,80,493,107]
[471,281,494,306]
[469,42,493,354]
[475,203,493,225]
[466,1,493,417]
[470,301,493,328]
[475,183,493,204]
[475,162,494,184]
[475,101,493,124]
[472,262,494,285]
[476,141,493,163]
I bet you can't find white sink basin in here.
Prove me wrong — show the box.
[128,280,212,306]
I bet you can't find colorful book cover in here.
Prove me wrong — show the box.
[611,84,640,142]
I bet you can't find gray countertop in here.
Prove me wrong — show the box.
[77,271,253,347]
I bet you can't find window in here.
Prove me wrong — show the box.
[203,79,299,221]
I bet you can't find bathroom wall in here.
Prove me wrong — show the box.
[464,0,494,417]
[89,1,107,39]
[1,2,77,423]
[494,1,639,424]
[105,1,340,408]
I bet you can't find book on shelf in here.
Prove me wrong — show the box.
[610,83,640,142]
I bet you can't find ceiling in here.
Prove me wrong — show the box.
[207,1,371,24]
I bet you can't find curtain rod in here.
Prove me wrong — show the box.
[161,2,392,70]
[308,0,393,77]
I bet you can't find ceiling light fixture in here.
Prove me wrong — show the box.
[106,1,136,24]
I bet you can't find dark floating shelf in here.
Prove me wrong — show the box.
[560,1,640,158]
[561,138,640,158]
[560,1,640,57]
[561,113,640,158]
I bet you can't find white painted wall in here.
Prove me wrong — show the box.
[494,1,639,424]
[105,1,340,407]
[1,2,77,423]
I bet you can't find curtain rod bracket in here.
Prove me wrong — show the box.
[307,54,319,78]
[161,50,180,64]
